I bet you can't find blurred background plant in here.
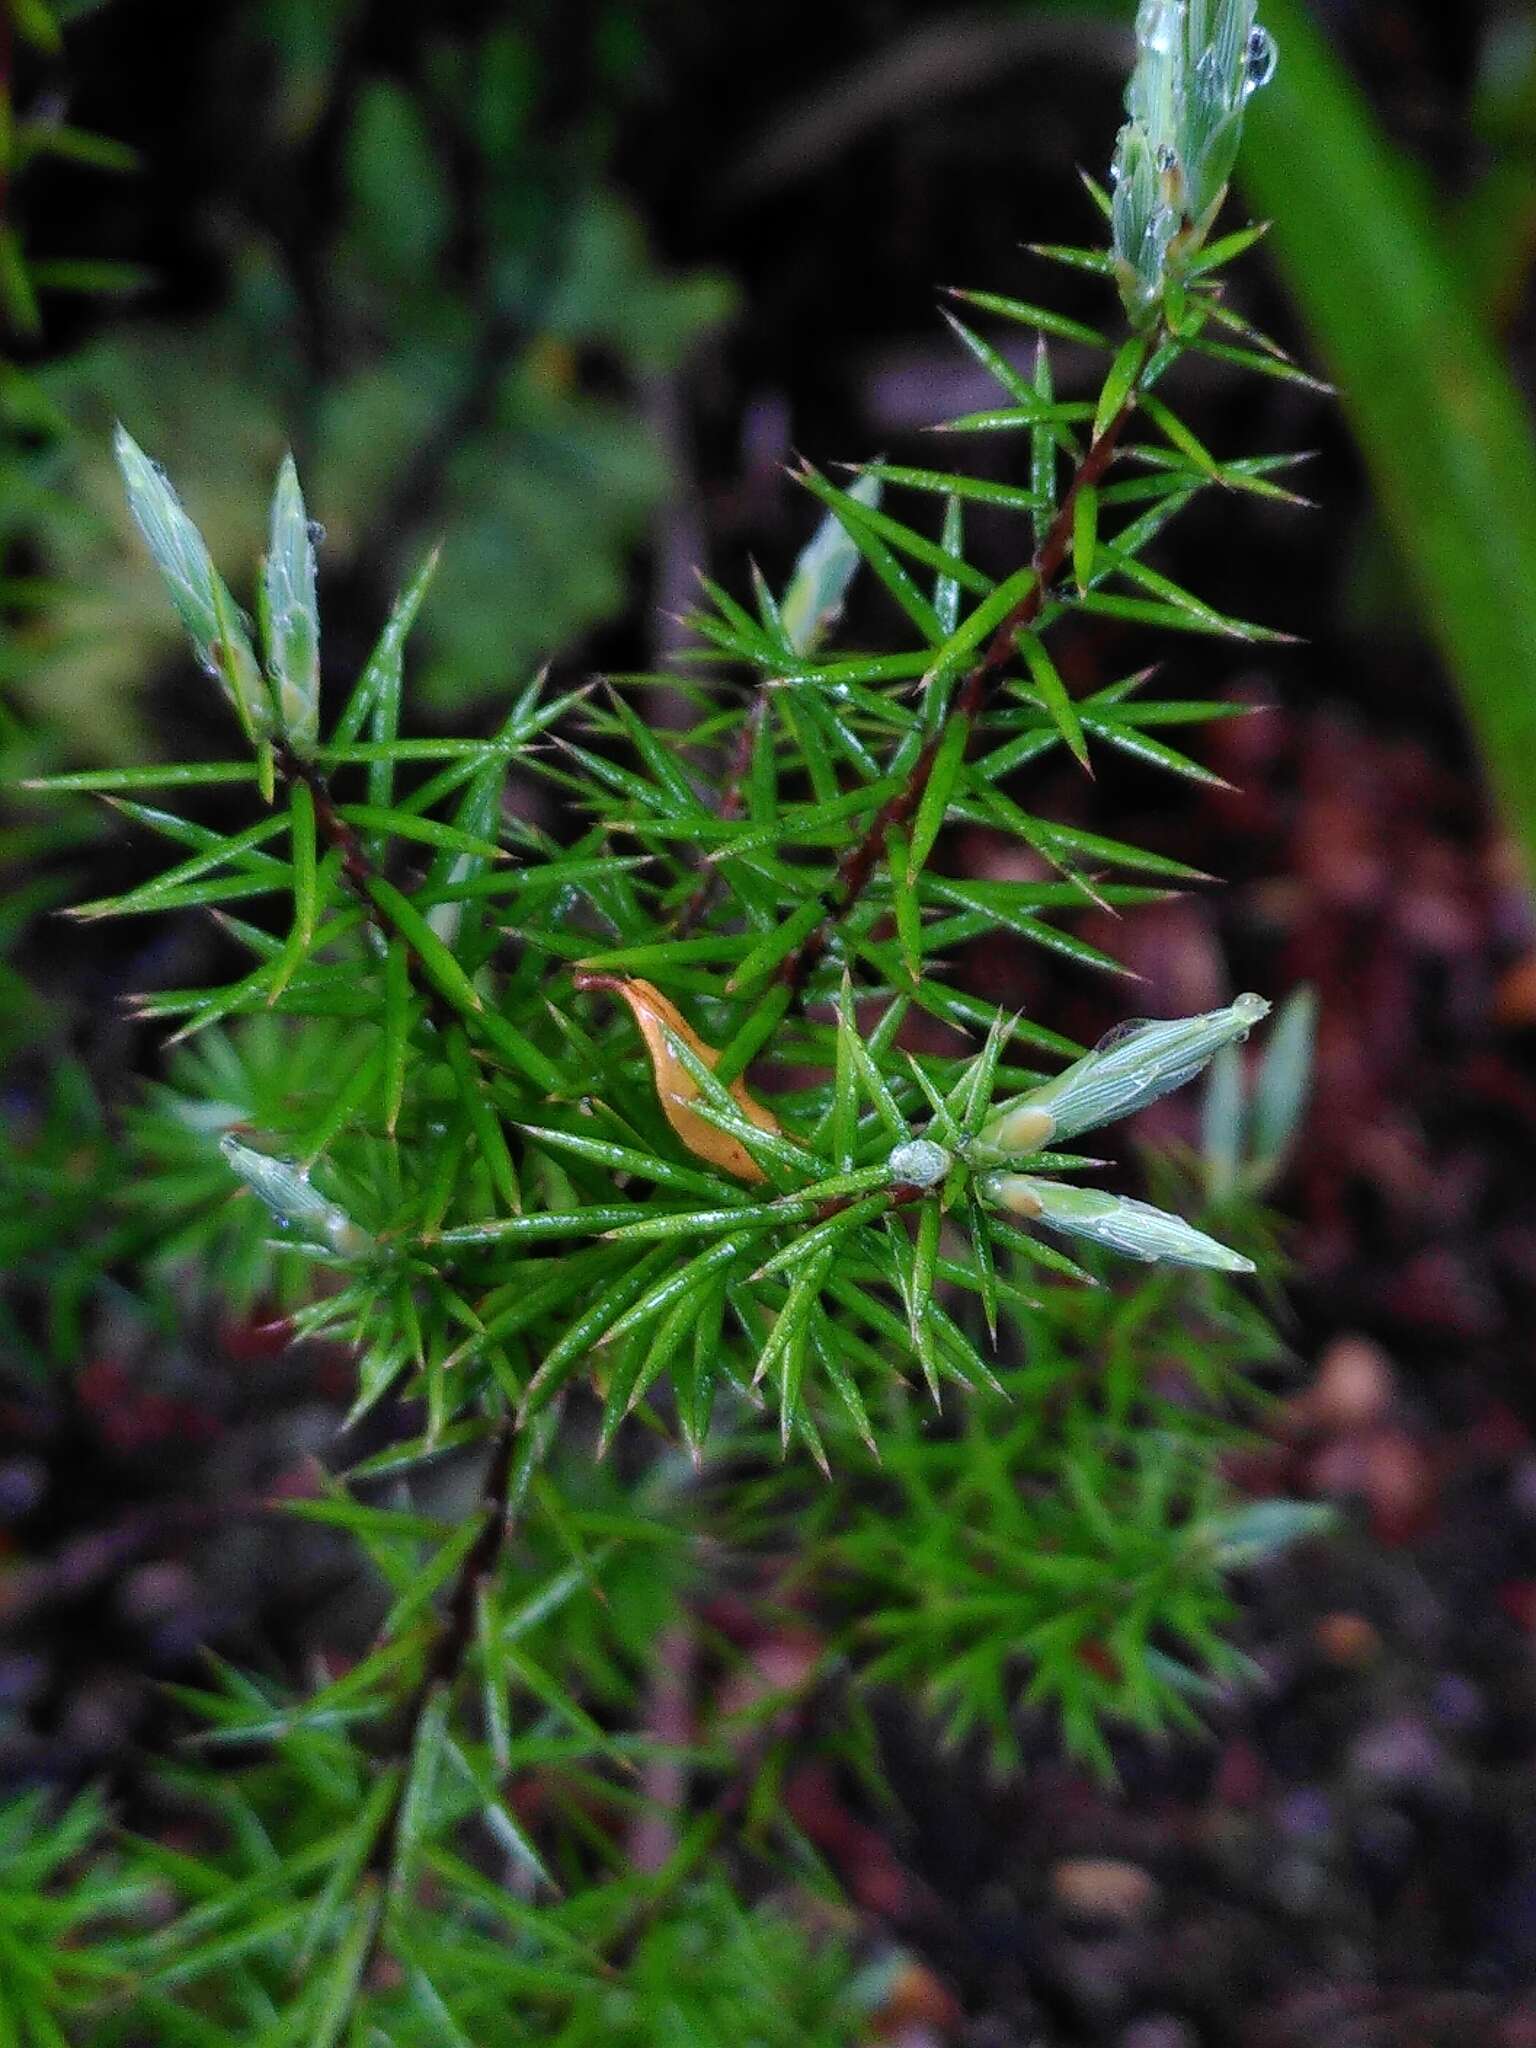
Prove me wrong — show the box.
[1,0,139,1386]
[1,0,139,745]
[12,0,731,759]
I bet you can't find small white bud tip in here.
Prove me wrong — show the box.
[888,1138,952,1189]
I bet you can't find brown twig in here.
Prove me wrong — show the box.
[776,390,1143,1000]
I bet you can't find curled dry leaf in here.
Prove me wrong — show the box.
[574,972,782,1183]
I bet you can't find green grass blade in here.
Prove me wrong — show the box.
[1244,0,1536,878]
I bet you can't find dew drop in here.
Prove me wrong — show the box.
[1094,1018,1155,1054]
[306,520,327,547]
[1244,25,1277,93]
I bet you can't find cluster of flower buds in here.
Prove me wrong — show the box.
[1110,0,1277,326]
[116,427,323,757]
[970,993,1271,1272]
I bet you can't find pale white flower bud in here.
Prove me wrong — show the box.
[1110,1,1277,326]
[978,1172,1253,1273]
[221,1135,373,1259]
[971,993,1269,1161]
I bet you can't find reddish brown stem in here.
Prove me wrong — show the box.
[777,391,1141,999]
[275,740,375,897]
[813,1180,927,1225]
[274,739,457,1035]
[673,691,766,936]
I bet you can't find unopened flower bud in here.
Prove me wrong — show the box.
[979,1171,1253,1273]
[262,454,321,753]
[1110,2,1277,326]
[221,1134,373,1259]
[115,425,273,747]
[780,472,882,657]
[970,1101,1056,1162]
[971,993,1269,1162]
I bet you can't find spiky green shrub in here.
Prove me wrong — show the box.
[14,4,1326,2037]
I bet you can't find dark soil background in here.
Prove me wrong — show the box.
[6,2,1536,2042]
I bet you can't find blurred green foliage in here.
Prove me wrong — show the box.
[1027,0,1536,879]
[1242,0,1536,882]
[0,0,147,1372]
[14,5,730,756]
[0,0,141,742]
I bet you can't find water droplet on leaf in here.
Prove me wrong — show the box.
[1244,26,1277,93]
[1094,1017,1155,1054]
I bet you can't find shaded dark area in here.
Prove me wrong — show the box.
[5,0,1536,2041]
